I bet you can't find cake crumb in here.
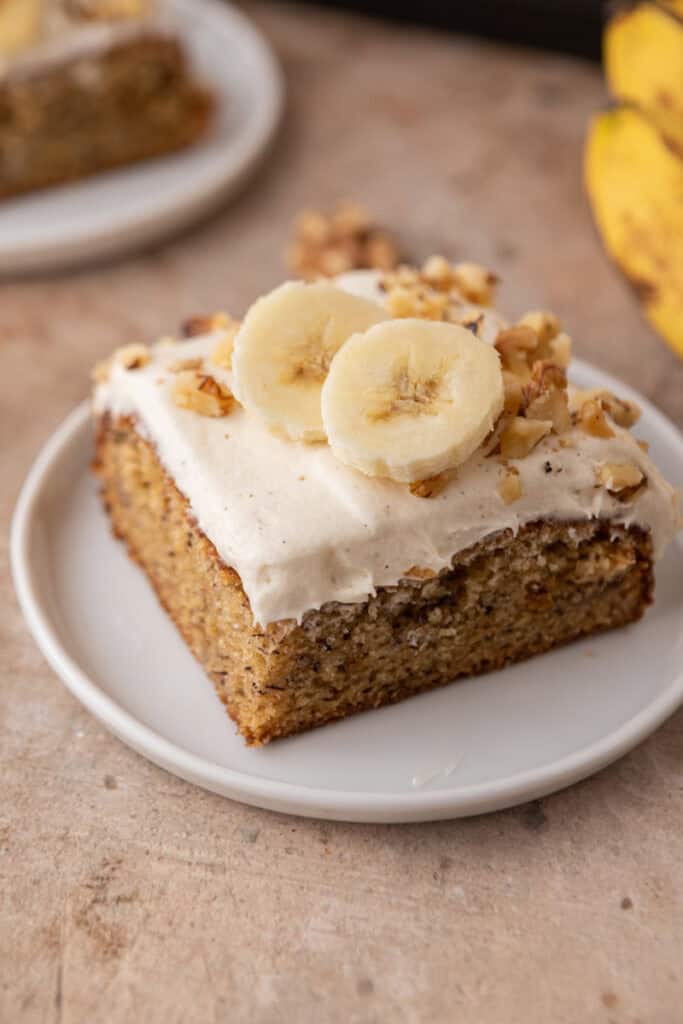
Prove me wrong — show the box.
[498,467,523,504]
[404,566,437,579]
[409,472,451,498]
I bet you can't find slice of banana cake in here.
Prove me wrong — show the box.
[93,262,681,745]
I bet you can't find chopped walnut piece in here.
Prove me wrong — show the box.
[578,399,615,439]
[421,255,454,289]
[526,388,572,433]
[495,325,538,381]
[569,388,640,429]
[381,264,421,291]
[558,437,576,449]
[500,417,552,459]
[549,332,572,369]
[287,202,401,280]
[637,439,650,453]
[296,209,332,245]
[172,371,236,417]
[386,285,449,320]
[502,372,524,416]
[168,357,203,373]
[598,391,641,429]
[522,360,571,433]
[114,343,150,370]
[404,566,437,579]
[498,466,523,504]
[366,235,400,271]
[451,262,498,305]
[517,310,561,345]
[409,472,452,498]
[182,311,233,339]
[596,462,646,502]
[496,313,573,381]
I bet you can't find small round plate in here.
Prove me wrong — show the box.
[11,361,683,823]
[0,0,283,274]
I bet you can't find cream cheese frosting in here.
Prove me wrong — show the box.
[94,275,681,627]
[0,1,166,81]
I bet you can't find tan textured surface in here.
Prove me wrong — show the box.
[1,3,683,1021]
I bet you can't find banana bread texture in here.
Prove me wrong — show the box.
[94,414,654,745]
[0,34,212,198]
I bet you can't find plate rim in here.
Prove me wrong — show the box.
[10,359,683,822]
[0,0,284,273]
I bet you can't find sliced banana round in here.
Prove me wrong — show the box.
[321,319,504,483]
[232,281,388,442]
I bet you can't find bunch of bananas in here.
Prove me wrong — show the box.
[585,2,683,359]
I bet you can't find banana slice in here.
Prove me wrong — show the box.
[321,319,504,483]
[232,281,388,442]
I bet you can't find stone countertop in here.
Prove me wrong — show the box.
[1,4,682,1021]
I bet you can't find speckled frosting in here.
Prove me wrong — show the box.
[94,273,681,626]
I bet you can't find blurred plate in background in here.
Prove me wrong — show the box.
[0,0,283,275]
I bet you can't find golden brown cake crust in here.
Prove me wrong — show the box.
[93,414,655,745]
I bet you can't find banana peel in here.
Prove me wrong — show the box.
[605,3,683,154]
[585,105,683,358]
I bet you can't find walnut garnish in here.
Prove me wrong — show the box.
[387,285,449,320]
[499,417,552,459]
[115,343,150,370]
[498,466,523,504]
[421,255,455,290]
[403,566,437,579]
[596,462,645,501]
[92,342,151,382]
[495,325,538,382]
[496,311,573,384]
[168,357,203,373]
[569,388,640,430]
[450,262,498,305]
[522,360,572,434]
[287,202,400,281]
[182,311,233,339]
[577,398,615,439]
[637,439,650,453]
[409,472,452,498]
[172,371,236,417]
[549,332,572,369]
[502,371,524,416]
[596,391,641,429]
[517,310,561,345]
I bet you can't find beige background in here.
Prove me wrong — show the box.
[2,4,683,1022]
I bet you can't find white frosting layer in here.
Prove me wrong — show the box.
[0,2,169,82]
[94,283,680,627]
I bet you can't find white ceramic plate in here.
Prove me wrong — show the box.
[0,0,283,274]
[11,360,683,823]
